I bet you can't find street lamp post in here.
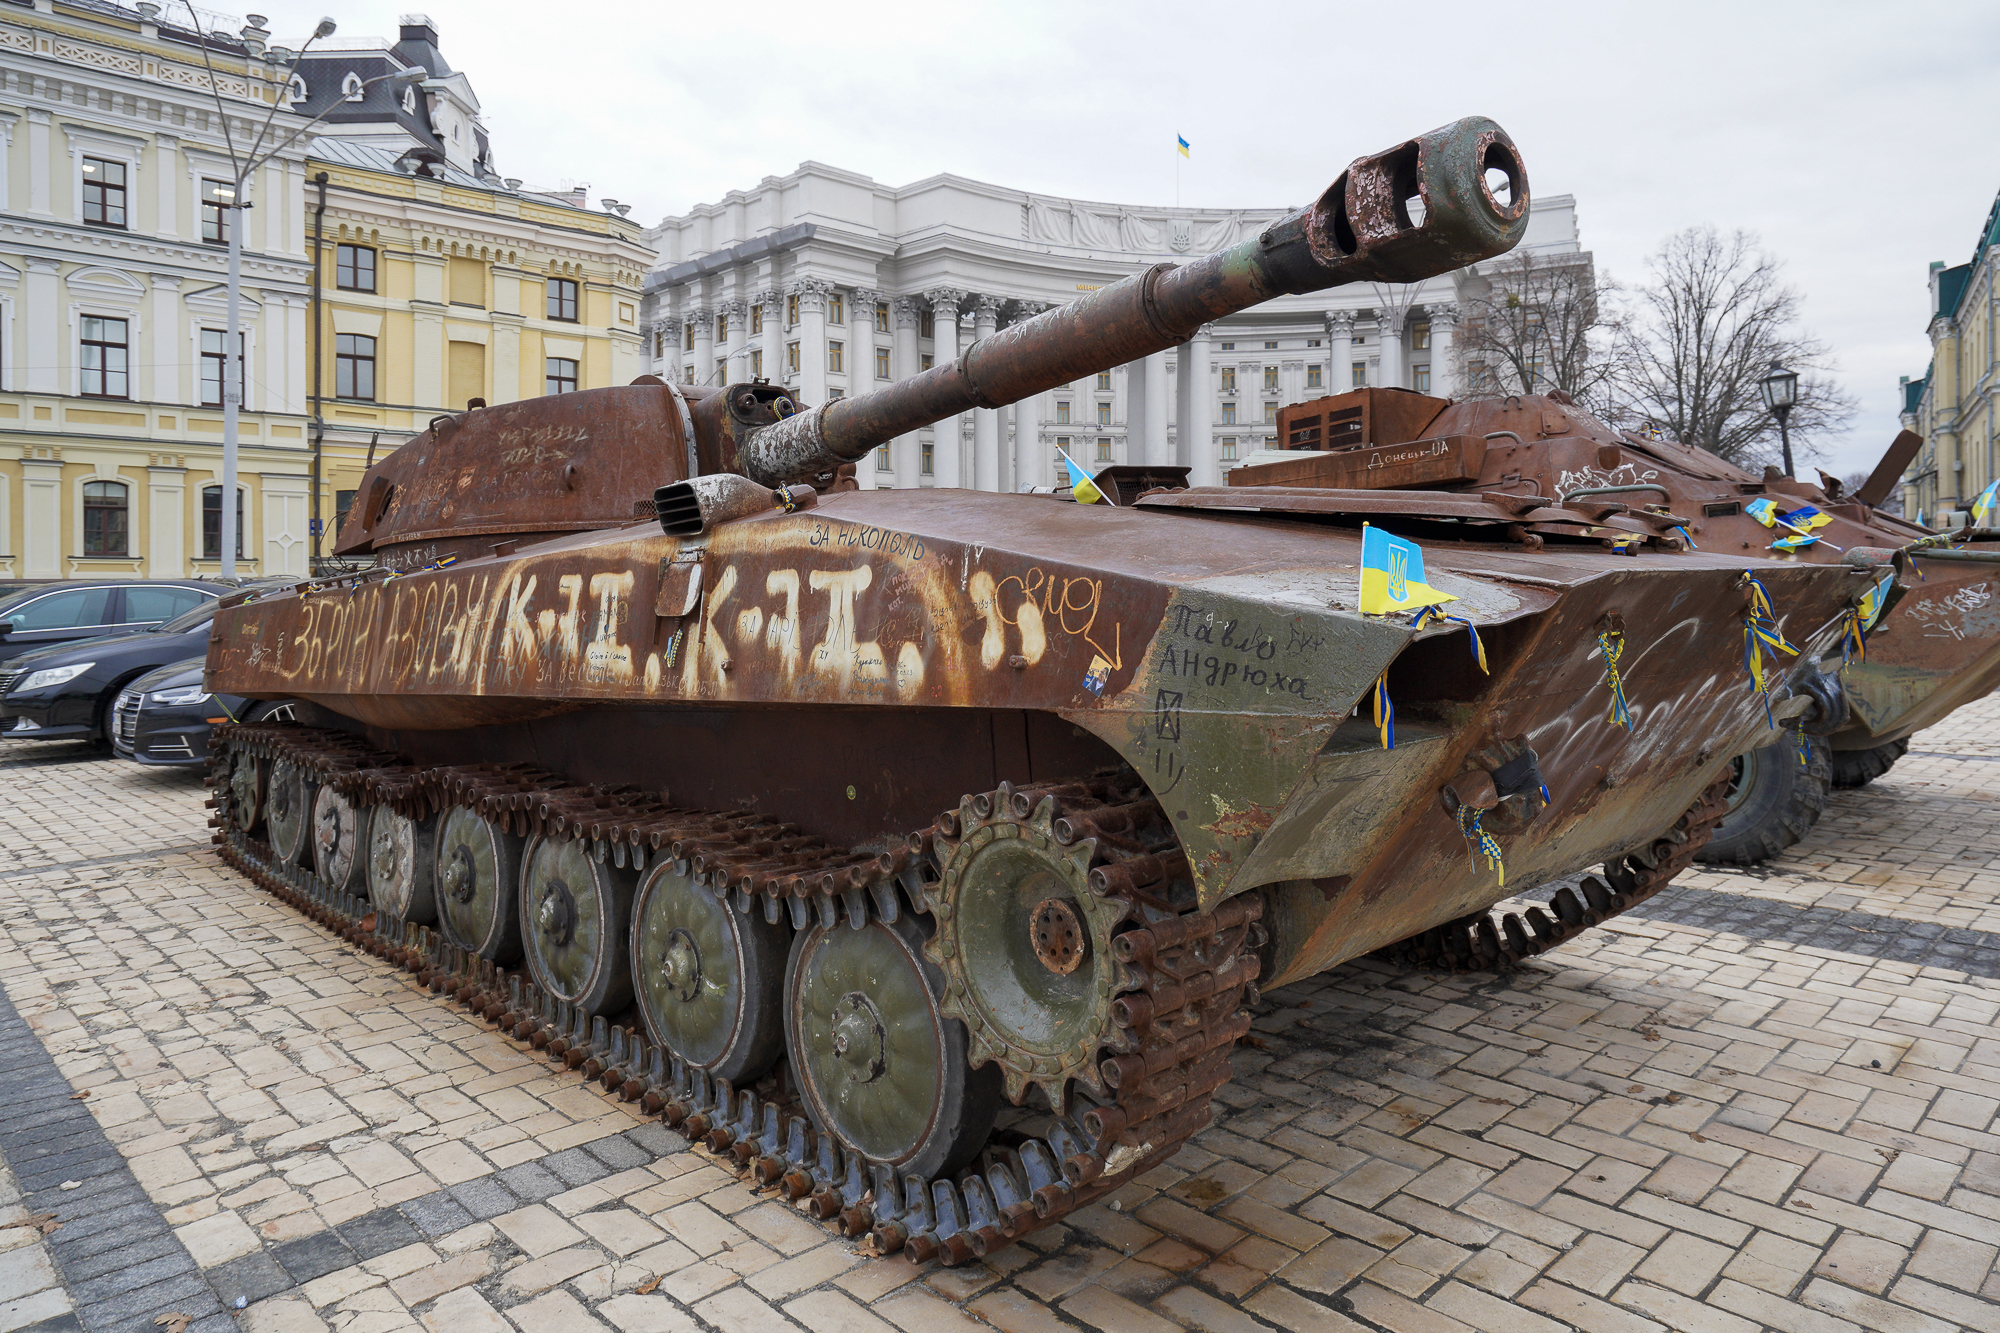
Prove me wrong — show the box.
[1760,359,1800,480]
[182,6,424,577]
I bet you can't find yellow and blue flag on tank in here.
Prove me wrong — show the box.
[1974,481,2000,526]
[1061,449,1109,505]
[1780,504,1831,531]
[1359,525,1456,616]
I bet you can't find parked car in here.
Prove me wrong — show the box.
[110,658,292,768]
[0,599,224,743]
[0,580,226,667]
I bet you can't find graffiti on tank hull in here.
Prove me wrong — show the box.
[1907,582,1993,641]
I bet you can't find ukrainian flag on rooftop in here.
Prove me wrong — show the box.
[1359,526,1456,615]
[1177,135,1190,158]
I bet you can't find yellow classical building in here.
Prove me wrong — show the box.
[1902,191,1999,525]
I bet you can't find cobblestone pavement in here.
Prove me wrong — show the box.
[1,701,1999,1333]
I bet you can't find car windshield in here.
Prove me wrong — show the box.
[155,604,217,635]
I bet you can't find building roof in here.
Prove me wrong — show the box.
[1935,262,1972,322]
[1904,374,1927,415]
[306,136,615,220]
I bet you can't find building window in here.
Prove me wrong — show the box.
[787,342,800,375]
[751,305,763,335]
[715,313,728,344]
[80,317,129,398]
[1264,340,1278,350]
[875,347,891,380]
[652,331,664,358]
[1263,402,1277,424]
[751,349,764,378]
[1096,438,1112,462]
[1096,402,1112,427]
[683,363,695,382]
[1263,366,1279,392]
[875,444,892,472]
[787,295,800,328]
[1307,364,1323,390]
[1219,342,1234,351]
[828,341,844,374]
[1307,338,1322,348]
[82,157,128,228]
[1096,372,1112,390]
[921,438,934,476]
[684,323,695,351]
[1351,362,1367,389]
[1056,401,1071,425]
[83,480,128,557]
[1412,364,1431,394]
[829,388,844,401]
[1411,321,1431,351]
[1220,402,1236,425]
[828,293,845,326]
[547,278,579,322]
[546,357,578,394]
[200,330,244,407]
[1527,356,1545,388]
[335,333,377,400]
[202,486,244,560]
[921,354,934,371]
[919,309,934,339]
[1221,368,1236,393]
[201,179,232,244]
[335,488,357,536]
[875,302,890,333]
[1221,437,1238,461]
[715,357,727,384]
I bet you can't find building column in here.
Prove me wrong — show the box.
[718,297,747,384]
[149,273,182,406]
[1325,310,1354,393]
[1009,302,1047,489]
[25,110,50,218]
[1178,323,1215,486]
[412,309,444,409]
[1377,308,1405,390]
[792,278,830,407]
[892,297,923,487]
[969,295,1003,492]
[23,258,58,393]
[1427,301,1459,399]
[492,313,522,405]
[756,288,783,385]
[148,466,185,577]
[927,289,964,487]
[689,305,715,388]
[1140,350,1170,465]
[848,288,881,488]
[21,459,60,579]
[657,318,682,381]
[154,133,179,240]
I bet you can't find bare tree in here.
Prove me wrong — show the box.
[1452,250,1618,411]
[1613,227,1853,469]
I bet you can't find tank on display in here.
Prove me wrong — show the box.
[203,118,1874,1263]
[1248,388,1984,867]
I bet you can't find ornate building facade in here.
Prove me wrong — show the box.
[642,165,1583,491]
[1902,192,1999,525]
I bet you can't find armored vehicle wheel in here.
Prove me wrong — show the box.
[226,750,264,833]
[434,806,523,962]
[367,808,438,924]
[787,910,1000,1184]
[311,785,370,895]
[520,835,636,1016]
[631,860,786,1086]
[266,757,312,865]
[1696,731,1830,866]
[1832,738,1910,789]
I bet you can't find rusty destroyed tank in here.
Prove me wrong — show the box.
[203,118,1882,1262]
[1247,388,1995,871]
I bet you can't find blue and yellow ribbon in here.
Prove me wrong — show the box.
[1412,606,1489,674]
[1456,805,1505,886]
[1741,574,1800,728]
[1674,525,1699,549]
[383,553,460,582]
[1373,671,1394,750]
[1597,629,1632,729]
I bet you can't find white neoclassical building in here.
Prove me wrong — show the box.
[641,164,1583,491]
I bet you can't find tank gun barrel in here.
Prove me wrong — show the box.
[738,116,1529,487]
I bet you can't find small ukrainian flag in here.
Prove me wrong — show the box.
[1359,525,1456,615]
[1177,135,1190,159]
[1974,480,2000,526]
[1061,448,1110,505]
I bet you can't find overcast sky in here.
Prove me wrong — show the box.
[250,0,1999,475]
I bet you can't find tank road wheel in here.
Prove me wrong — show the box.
[926,791,1130,1107]
[1832,737,1911,789]
[787,911,1000,1183]
[631,860,787,1086]
[1696,730,1831,866]
[266,757,312,865]
[434,806,524,962]
[311,785,371,895]
[519,835,637,1016]
[226,748,264,833]
[368,809,439,925]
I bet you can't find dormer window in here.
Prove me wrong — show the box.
[341,71,363,101]
[285,74,306,106]
[402,87,417,114]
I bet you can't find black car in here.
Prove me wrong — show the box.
[0,599,224,743]
[0,580,226,666]
[110,658,291,768]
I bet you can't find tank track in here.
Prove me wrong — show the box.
[205,722,1260,1264]
[1371,776,1730,972]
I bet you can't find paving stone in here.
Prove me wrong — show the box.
[400,1192,476,1238]
[334,1206,424,1260]
[271,1227,359,1283]
[543,1148,614,1187]
[498,1160,565,1203]
[206,1249,293,1306]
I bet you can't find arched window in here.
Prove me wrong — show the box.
[285,74,307,106]
[341,71,363,102]
[202,486,244,560]
[83,480,128,557]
